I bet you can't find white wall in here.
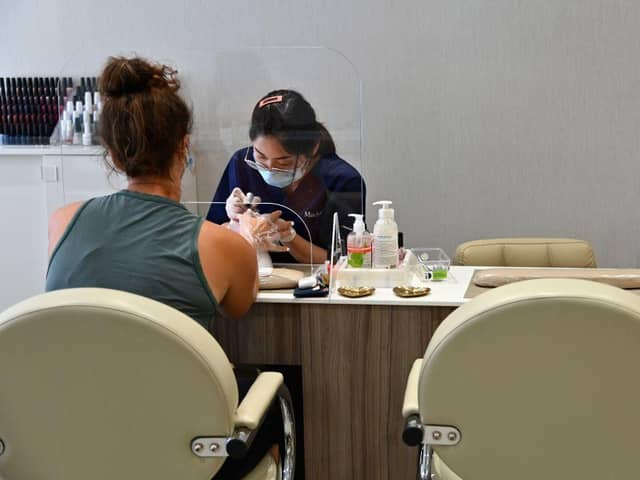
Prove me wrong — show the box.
[2,0,640,266]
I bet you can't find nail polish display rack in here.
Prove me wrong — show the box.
[0,76,99,146]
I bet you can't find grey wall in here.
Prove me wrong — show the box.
[3,0,640,266]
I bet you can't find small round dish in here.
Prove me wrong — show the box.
[393,286,431,298]
[337,286,376,298]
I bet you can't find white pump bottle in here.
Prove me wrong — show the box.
[372,201,399,269]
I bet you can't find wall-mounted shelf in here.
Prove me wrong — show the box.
[0,145,104,156]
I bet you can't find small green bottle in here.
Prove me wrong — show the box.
[347,214,372,268]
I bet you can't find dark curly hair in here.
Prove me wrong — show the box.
[98,56,192,178]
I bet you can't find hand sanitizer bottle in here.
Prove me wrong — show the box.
[372,201,399,269]
[347,213,372,268]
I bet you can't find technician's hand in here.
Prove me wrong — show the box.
[225,187,261,222]
[238,210,289,252]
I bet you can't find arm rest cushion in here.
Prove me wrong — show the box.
[402,359,423,418]
[234,372,284,430]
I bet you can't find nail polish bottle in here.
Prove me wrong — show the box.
[60,110,68,144]
[73,116,82,145]
[65,77,73,99]
[40,123,49,145]
[84,90,93,114]
[17,123,25,145]
[62,110,73,144]
[82,110,92,145]
[25,123,33,145]
[398,232,406,264]
[92,109,99,138]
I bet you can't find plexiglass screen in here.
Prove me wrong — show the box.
[55,46,363,270]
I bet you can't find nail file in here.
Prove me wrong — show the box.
[244,192,258,211]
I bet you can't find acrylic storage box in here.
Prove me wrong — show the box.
[410,248,451,281]
[332,255,421,288]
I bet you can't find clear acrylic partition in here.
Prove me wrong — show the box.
[56,46,363,274]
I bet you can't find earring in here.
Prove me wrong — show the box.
[185,148,194,171]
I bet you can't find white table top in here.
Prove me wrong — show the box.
[256,265,476,307]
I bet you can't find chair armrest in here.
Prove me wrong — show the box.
[402,359,422,418]
[234,371,284,430]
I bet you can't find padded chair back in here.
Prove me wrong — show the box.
[454,237,596,267]
[0,288,238,480]
[419,279,640,480]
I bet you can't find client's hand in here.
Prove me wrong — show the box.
[237,210,290,252]
[225,187,261,222]
[273,218,296,244]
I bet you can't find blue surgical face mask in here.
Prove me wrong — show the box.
[258,164,305,188]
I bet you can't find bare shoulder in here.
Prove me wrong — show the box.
[48,201,85,256]
[49,202,84,233]
[197,220,256,278]
[52,201,84,220]
[197,220,258,318]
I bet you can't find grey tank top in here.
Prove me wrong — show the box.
[46,190,217,329]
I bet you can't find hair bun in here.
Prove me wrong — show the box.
[100,56,179,97]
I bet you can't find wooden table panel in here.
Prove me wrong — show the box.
[215,302,456,479]
[214,302,303,364]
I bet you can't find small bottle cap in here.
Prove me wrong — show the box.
[373,200,394,219]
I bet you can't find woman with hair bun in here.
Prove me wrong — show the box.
[208,90,366,264]
[46,55,286,321]
[46,55,286,478]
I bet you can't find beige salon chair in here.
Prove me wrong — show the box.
[454,237,596,267]
[0,288,295,480]
[402,278,640,480]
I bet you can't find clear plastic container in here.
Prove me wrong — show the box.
[410,248,451,281]
[333,254,419,288]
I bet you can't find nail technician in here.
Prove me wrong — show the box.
[207,90,366,264]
